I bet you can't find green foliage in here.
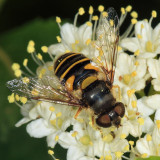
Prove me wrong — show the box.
[136,156,160,160]
[0,18,67,160]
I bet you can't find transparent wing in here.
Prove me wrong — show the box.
[6,76,81,107]
[96,7,119,85]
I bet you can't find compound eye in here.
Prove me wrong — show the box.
[96,113,111,128]
[114,102,125,118]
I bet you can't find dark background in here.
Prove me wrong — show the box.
[0,0,160,160]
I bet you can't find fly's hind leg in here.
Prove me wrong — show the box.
[111,85,121,101]
[74,107,83,119]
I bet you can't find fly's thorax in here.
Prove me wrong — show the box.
[82,80,116,114]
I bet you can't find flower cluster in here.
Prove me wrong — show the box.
[8,4,160,160]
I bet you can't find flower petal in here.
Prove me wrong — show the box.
[46,132,58,148]
[142,94,160,110]
[15,117,31,127]
[120,38,139,52]
[155,109,160,121]
[59,132,77,149]
[152,79,160,91]
[26,118,53,138]
[135,21,152,43]
[147,59,160,78]
[137,97,155,116]
[48,43,66,56]
[61,23,77,44]
[142,117,154,133]
[67,146,85,160]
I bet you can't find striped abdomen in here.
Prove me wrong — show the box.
[54,53,99,91]
[54,52,115,114]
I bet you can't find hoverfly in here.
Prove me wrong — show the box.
[7,7,125,128]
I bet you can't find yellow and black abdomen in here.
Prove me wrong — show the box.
[54,52,99,91]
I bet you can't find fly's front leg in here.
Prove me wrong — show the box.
[111,85,122,101]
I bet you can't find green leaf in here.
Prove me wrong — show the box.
[136,156,160,160]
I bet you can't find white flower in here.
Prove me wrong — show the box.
[148,58,160,91]
[137,94,160,116]
[135,118,160,158]
[121,20,160,58]
[59,122,129,160]
[48,23,92,57]
[116,86,154,138]
[115,52,147,91]
[26,101,74,148]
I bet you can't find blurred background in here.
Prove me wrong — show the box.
[0,0,160,160]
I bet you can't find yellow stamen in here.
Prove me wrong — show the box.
[85,39,91,45]
[23,59,28,66]
[118,46,122,52]
[15,94,20,101]
[131,71,137,77]
[50,119,56,126]
[121,7,125,15]
[131,11,138,18]
[129,141,134,146]
[131,101,137,108]
[56,36,61,43]
[131,18,137,24]
[56,17,61,23]
[126,5,132,12]
[71,131,78,137]
[105,155,112,160]
[134,49,140,56]
[41,46,48,53]
[22,77,30,83]
[110,20,114,26]
[135,61,139,66]
[102,11,108,17]
[145,41,153,52]
[141,153,148,158]
[48,150,54,155]
[124,145,129,151]
[55,135,59,141]
[31,89,39,96]
[8,93,15,103]
[152,10,157,18]
[89,6,94,14]
[92,15,98,21]
[27,40,35,53]
[127,89,136,97]
[156,120,160,129]
[65,50,70,53]
[20,97,27,104]
[79,7,85,15]
[79,135,91,145]
[141,24,144,29]
[103,134,113,142]
[56,112,62,117]
[137,34,142,39]
[123,74,131,85]
[120,133,127,139]
[12,63,20,71]
[115,152,123,158]
[28,40,35,46]
[98,5,104,12]
[146,134,152,141]
[15,69,22,77]
[86,21,92,26]
[138,117,144,125]
[37,53,43,60]
[99,156,104,160]
[49,106,55,112]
